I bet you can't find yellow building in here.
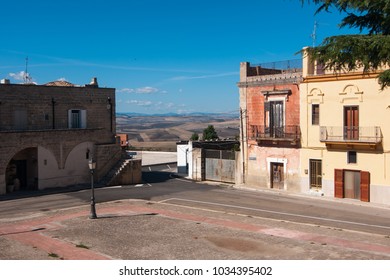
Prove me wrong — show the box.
[300,52,390,205]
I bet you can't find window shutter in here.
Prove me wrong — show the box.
[264,102,270,134]
[80,110,87,128]
[264,101,270,112]
[360,171,370,202]
[68,110,72,128]
[334,169,344,198]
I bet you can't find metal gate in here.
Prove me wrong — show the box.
[204,149,235,183]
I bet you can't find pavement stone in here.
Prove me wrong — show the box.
[0,199,389,260]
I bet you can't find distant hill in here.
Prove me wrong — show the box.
[116,113,240,151]
[117,111,239,118]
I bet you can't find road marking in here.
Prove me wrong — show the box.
[105,186,122,189]
[160,198,390,231]
[169,174,192,183]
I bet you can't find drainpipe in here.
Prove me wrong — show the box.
[51,98,56,129]
[107,97,113,132]
[240,107,246,184]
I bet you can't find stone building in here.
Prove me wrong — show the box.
[237,60,302,191]
[0,78,122,194]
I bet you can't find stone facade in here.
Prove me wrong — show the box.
[0,79,121,194]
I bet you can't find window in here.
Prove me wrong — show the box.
[347,151,357,164]
[68,109,87,128]
[13,109,28,130]
[312,104,319,125]
[344,106,359,140]
[309,159,322,189]
[264,100,284,138]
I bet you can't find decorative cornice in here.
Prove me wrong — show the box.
[237,77,302,88]
[302,72,379,83]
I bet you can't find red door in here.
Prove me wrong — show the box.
[334,169,344,198]
[360,171,370,202]
[344,106,359,140]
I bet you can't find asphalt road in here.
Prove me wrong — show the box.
[1,164,389,237]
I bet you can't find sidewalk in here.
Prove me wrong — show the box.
[1,199,389,260]
[128,151,177,166]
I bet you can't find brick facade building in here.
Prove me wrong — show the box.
[0,78,121,194]
[237,61,303,191]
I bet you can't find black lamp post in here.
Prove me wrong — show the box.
[88,158,97,219]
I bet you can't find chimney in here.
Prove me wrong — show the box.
[89,77,98,87]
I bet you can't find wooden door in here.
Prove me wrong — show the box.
[271,163,284,189]
[334,169,344,198]
[344,106,359,140]
[360,171,370,202]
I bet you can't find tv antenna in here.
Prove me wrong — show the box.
[24,56,32,84]
[311,21,318,47]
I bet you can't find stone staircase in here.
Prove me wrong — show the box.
[98,157,142,187]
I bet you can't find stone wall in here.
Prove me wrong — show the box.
[0,83,115,132]
[0,82,119,195]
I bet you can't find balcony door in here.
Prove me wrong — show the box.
[265,101,284,138]
[344,106,359,140]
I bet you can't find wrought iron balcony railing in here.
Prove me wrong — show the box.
[320,126,382,144]
[249,125,300,142]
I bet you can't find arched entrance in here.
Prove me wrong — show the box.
[5,148,38,193]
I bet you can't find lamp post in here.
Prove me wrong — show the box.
[88,158,97,219]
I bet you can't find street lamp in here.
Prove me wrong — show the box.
[88,158,97,219]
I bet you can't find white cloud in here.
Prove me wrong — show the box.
[136,86,158,94]
[126,100,153,107]
[118,88,135,94]
[9,71,27,81]
[8,71,36,84]
[170,71,238,81]
[118,86,160,94]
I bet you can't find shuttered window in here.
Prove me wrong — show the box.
[309,159,322,188]
[312,104,319,125]
[334,169,344,198]
[360,171,370,202]
[68,109,87,129]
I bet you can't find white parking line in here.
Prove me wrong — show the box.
[159,198,390,231]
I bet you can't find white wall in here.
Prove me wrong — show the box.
[38,142,94,189]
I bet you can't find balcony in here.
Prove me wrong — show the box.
[249,125,300,146]
[320,126,382,148]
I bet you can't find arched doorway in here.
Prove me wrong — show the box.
[5,148,38,193]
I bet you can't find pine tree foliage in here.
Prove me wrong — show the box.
[190,132,199,141]
[203,125,219,141]
[301,0,390,89]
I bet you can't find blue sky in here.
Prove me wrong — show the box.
[0,0,357,114]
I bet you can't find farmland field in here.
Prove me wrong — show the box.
[116,113,240,151]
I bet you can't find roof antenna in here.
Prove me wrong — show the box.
[24,56,32,84]
[311,21,318,47]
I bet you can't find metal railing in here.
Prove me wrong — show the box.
[320,126,382,143]
[249,125,300,141]
[252,59,302,72]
